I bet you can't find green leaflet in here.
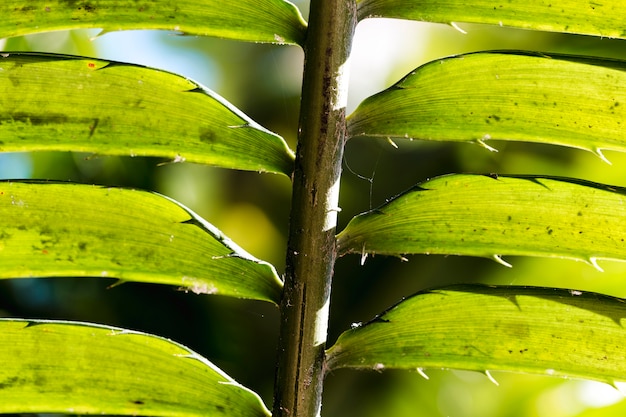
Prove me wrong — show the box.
[0,53,295,176]
[0,181,283,304]
[337,174,626,269]
[326,285,626,387]
[348,52,626,162]
[356,0,626,39]
[1,0,306,45]
[0,319,270,416]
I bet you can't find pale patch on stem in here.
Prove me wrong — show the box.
[332,54,352,111]
[314,298,331,346]
[324,176,342,232]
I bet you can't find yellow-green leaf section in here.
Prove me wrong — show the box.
[0,53,295,176]
[327,285,626,387]
[2,0,306,45]
[337,174,626,268]
[348,52,626,162]
[0,319,270,416]
[0,181,283,304]
[357,0,626,39]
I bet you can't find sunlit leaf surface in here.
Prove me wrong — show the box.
[348,52,626,162]
[1,0,306,45]
[327,285,626,387]
[357,0,626,39]
[0,181,283,304]
[0,319,270,416]
[0,53,295,175]
[337,174,626,268]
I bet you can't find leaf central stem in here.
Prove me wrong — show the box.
[272,0,356,416]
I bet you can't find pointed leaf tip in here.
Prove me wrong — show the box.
[492,255,512,268]
[416,367,430,380]
[484,370,500,386]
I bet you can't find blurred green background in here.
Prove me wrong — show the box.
[3,1,626,415]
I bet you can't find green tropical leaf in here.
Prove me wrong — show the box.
[357,0,626,39]
[326,285,626,387]
[0,181,283,304]
[1,0,306,45]
[0,53,295,176]
[0,319,270,416]
[348,51,626,162]
[337,174,626,269]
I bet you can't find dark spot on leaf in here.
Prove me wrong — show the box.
[61,384,75,393]
[0,376,22,390]
[88,118,99,138]
[131,400,145,405]
[33,373,47,387]
[199,127,216,144]
[3,112,68,125]
[79,2,97,12]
